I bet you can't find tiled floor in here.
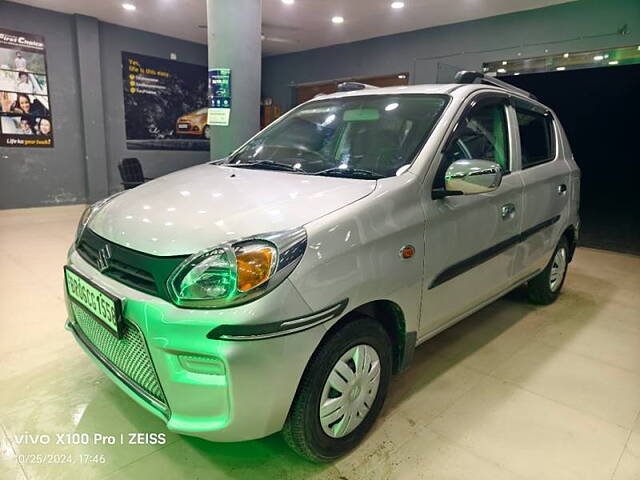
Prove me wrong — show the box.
[1,205,639,480]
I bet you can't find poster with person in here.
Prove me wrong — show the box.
[0,28,53,147]
[122,52,209,151]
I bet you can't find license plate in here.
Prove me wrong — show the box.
[178,124,189,129]
[64,266,123,337]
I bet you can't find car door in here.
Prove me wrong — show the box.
[419,93,524,337]
[510,98,572,278]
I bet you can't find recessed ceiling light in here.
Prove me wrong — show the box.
[122,3,136,11]
[502,61,507,65]
[391,1,405,8]
[282,0,294,4]
[556,66,566,71]
[397,74,407,79]
[332,16,344,24]
[563,53,569,58]
[497,68,507,74]
[608,60,619,65]
[593,55,604,61]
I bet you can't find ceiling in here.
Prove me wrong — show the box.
[12,0,575,56]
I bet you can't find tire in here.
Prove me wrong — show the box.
[527,236,569,305]
[283,317,392,462]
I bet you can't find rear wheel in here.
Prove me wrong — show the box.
[527,236,569,305]
[283,317,392,462]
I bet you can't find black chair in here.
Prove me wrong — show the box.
[118,157,150,189]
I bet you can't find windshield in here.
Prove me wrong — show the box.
[224,94,449,179]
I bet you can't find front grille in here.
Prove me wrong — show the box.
[77,241,157,295]
[76,229,186,301]
[70,303,167,411]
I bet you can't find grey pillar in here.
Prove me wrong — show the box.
[207,0,261,159]
[74,15,110,202]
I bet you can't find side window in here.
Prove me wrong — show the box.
[443,102,509,170]
[516,108,555,168]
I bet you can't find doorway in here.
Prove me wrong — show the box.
[502,64,640,255]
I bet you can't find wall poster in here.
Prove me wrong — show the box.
[0,28,53,148]
[122,51,209,151]
[207,68,231,126]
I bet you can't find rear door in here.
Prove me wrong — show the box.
[419,92,524,337]
[510,98,571,278]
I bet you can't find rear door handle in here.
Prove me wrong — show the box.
[557,184,567,195]
[501,203,516,219]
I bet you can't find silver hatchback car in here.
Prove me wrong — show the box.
[64,72,580,461]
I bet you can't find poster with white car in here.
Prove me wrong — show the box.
[0,28,53,147]
[122,52,209,151]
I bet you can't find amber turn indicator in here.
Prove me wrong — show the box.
[236,247,274,292]
[400,245,415,259]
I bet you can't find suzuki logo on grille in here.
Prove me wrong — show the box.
[96,245,112,272]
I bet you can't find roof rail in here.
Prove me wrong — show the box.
[454,70,537,101]
[336,82,378,92]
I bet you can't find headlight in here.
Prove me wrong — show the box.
[75,205,93,241]
[75,192,125,243]
[167,228,306,309]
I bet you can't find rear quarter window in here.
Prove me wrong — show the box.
[516,109,556,168]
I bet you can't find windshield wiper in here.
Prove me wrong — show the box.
[312,167,384,179]
[226,160,305,173]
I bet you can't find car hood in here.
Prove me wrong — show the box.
[88,164,376,256]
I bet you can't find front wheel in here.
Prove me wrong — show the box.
[527,236,569,305]
[283,317,392,462]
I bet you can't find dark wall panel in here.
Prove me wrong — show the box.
[0,1,86,208]
[99,23,208,194]
[0,2,208,208]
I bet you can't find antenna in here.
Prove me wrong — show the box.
[455,70,537,100]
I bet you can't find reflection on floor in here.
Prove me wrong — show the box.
[1,205,639,480]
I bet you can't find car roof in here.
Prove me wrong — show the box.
[308,83,551,111]
[312,84,460,100]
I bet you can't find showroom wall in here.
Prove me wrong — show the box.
[0,3,86,209]
[100,23,209,194]
[0,1,208,209]
[262,0,640,110]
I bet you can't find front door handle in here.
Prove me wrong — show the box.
[557,184,567,195]
[501,203,516,219]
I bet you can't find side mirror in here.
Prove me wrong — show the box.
[433,159,503,198]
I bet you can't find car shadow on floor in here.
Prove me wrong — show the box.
[386,271,614,409]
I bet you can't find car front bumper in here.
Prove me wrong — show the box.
[64,249,329,442]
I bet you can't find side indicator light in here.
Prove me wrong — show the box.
[400,245,415,259]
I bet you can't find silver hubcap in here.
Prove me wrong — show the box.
[319,344,381,438]
[549,247,567,292]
